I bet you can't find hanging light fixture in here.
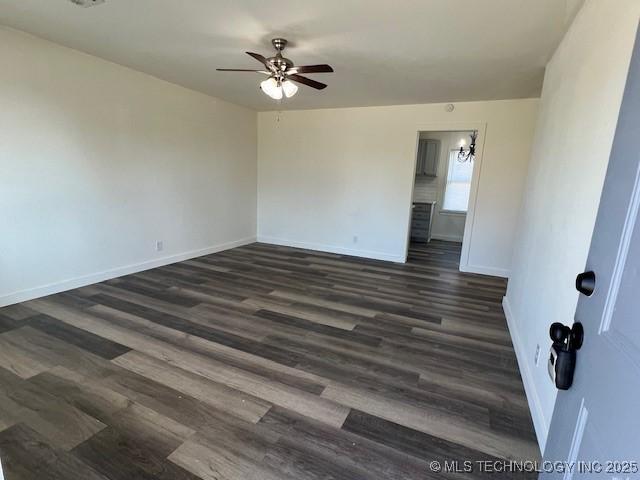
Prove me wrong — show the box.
[458,131,478,162]
[260,76,299,100]
[260,77,283,100]
[281,80,298,98]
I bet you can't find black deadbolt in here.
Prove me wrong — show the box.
[576,271,596,296]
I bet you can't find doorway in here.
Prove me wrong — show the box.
[407,129,479,268]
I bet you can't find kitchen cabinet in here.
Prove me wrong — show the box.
[415,139,439,177]
[410,202,436,243]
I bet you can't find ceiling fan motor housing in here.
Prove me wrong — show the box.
[268,38,293,73]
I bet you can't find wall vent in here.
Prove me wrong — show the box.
[69,0,105,7]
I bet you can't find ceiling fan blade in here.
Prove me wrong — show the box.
[246,52,272,70]
[288,64,334,74]
[217,69,270,74]
[287,74,327,90]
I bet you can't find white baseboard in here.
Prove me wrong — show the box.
[0,236,256,307]
[460,263,510,278]
[503,295,548,452]
[257,236,405,263]
[430,233,464,242]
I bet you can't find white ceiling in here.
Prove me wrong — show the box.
[0,0,581,111]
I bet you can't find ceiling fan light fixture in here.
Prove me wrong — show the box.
[260,77,282,100]
[219,38,333,99]
[281,80,298,98]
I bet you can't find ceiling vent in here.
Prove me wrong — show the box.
[69,0,105,7]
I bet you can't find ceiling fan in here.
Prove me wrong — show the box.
[217,38,334,100]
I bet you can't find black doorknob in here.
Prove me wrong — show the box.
[576,271,596,296]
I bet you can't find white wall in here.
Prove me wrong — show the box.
[258,99,538,274]
[0,27,257,306]
[504,0,640,452]
[413,131,471,242]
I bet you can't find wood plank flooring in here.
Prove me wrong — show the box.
[0,241,539,479]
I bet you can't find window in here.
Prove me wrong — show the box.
[442,150,474,213]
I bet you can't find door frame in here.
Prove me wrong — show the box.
[403,121,488,272]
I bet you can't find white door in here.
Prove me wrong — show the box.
[542,24,640,479]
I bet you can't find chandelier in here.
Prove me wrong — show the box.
[457,131,477,162]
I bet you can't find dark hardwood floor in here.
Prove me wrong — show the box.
[0,241,539,479]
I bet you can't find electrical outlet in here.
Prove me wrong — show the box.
[353,235,358,244]
[534,344,541,366]
[156,240,164,252]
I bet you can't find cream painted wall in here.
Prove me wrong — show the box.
[0,27,257,305]
[258,99,538,275]
[504,0,640,452]
[413,131,471,242]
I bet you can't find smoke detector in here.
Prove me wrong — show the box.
[69,0,105,7]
